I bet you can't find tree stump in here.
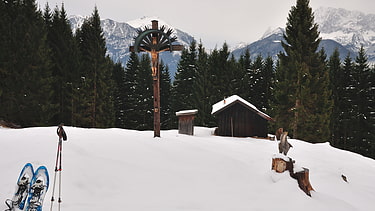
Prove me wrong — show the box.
[271,156,314,196]
[271,156,294,174]
[272,158,286,173]
[292,168,314,196]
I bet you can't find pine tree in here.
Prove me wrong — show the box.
[43,3,52,29]
[275,0,332,142]
[351,46,374,157]
[112,62,127,128]
[160,60,173,129]
[46,3,80,126]
[328,48,343,146]
[123,52,139,129]
[208,48,221,102]
[0,0,11,103]
[238,48,252,100]
[226,54,240,95]
[75,7,114,127]
[0,0,53,126]
[263,56,275,113]
[249,55,264,108]
[136,54,153,130]
[193,41,215,127]
[303,48,332,142]
[340,54,356,149]
[370,64,375,158]
[209,43,231,102]
[248,54,275,114]
[172,40,197,112]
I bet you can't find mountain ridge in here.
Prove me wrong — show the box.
[68,15,194,74]
[68,7,375,77]
[233,7,375,63]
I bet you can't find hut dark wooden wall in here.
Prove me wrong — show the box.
[215,102,268,138]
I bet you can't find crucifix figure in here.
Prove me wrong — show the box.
[130,20,183,137]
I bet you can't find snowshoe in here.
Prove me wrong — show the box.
[25,166,49,211]
[5,163,34,211]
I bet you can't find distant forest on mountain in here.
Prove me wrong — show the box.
[0,0,374,158]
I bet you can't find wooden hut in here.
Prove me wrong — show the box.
[211,95,272,138]
[176,109,198,135]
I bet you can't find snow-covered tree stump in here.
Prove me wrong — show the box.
[293,168,314,196]
[271,156,294,174]
[271,155,314,196]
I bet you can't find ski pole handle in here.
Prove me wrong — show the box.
[57,123,67,141]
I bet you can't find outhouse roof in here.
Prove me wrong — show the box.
[176,109,198,116]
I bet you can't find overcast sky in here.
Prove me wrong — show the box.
[35,0,375,49]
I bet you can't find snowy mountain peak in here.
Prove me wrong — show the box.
[233,7,375,63]
[314,7,375,32]
[67,15,194,76]
[314,7,375,48]
[68,15,86,33]
[126,16,172,30]
[125,16,189,48]
[261,27,284,40]
[230,42,250,51]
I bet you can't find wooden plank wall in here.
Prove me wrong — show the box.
[216,103,268,137]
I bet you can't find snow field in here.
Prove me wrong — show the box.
[1,126,375,210]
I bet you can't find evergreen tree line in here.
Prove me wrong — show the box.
[329,48,375,158]
[0,1,116,128]
[0,0,374,158]
[170,40,275,128]
[166,34,374,159]
[115,40,276,132]
[0,0,276,132]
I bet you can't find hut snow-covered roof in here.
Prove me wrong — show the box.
[211,95,272,121]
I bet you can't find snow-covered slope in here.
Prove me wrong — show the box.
[1,127,374,211]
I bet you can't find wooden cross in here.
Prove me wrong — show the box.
[130,20,183,137]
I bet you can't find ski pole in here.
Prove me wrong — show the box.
[58,135,63,211]
[50,123,67,211]
[49,141,59,211]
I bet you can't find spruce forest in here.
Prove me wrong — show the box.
[0,0,374,158]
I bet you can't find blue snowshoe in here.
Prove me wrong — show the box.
[25,166,49,211]
[5,163,34,211]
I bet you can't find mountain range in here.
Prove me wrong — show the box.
[69,16,194,75]
[68,7,375,77]
[232,7,375,63]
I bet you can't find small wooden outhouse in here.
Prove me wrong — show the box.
[176,109,198,135]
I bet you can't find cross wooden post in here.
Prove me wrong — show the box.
[130,20,183,137]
